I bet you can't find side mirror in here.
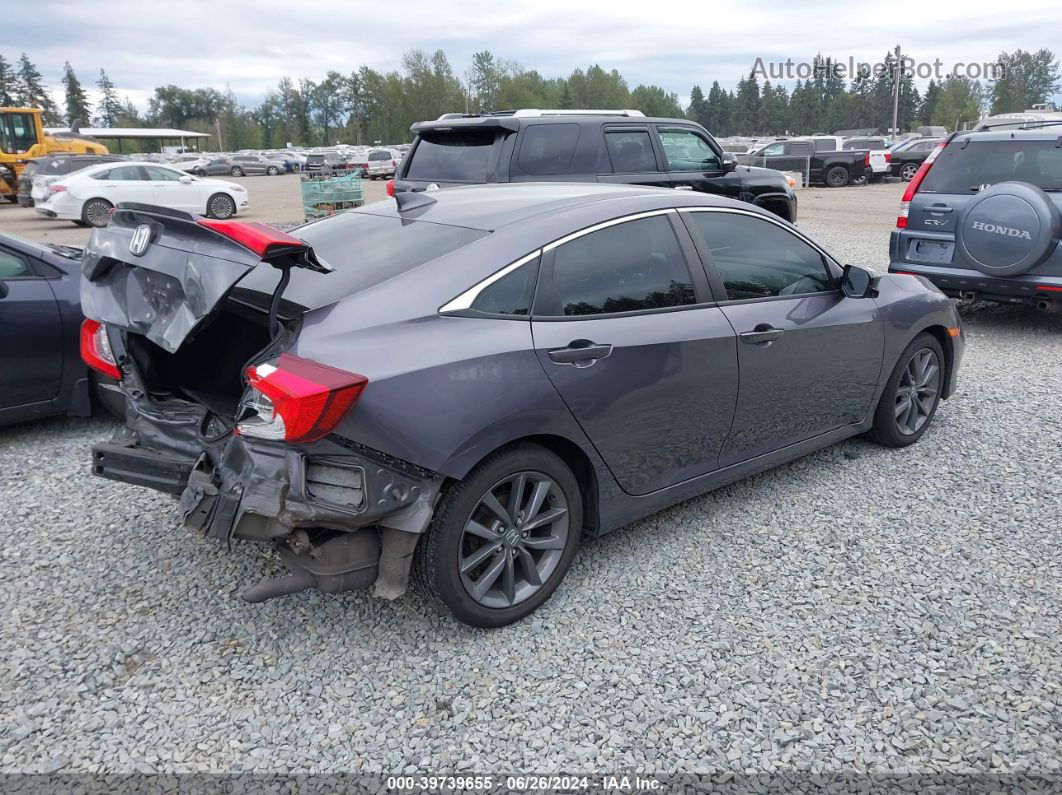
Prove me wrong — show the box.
[179,175,193,184]
[841,264,877,298]
[721,152,737,172]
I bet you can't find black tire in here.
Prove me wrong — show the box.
[81,198,113,228]
[866,332,945,448]
[4,194,18,203]
[825,166,849,188]
[413,443,583,628]
[266,166,279,176]
[72,220,90,227]
[193,168,206,177]
[229,166,244,177]
[900,163,919,182]
[91,374,125,419]
[206,193,236,219]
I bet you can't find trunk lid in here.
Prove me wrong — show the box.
[80,204,325,353]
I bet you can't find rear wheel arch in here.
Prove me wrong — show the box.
[756,195,794,222]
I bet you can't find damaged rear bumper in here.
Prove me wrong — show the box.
[92,398,442,600]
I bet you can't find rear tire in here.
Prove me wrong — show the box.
[206,193,236,219]
[866,332,945,448]
[413,444,583,628]
[229,166,244,177]
[900,163,919,182]
[266,166,279,176]
[81,198,113,228]
[825,166,849,188]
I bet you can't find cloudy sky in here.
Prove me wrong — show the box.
[7,0,1061,111]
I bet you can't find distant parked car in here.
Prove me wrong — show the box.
[0,232,122,425]
[168,154,212,176]
[350,148,401,179]
[19,154,122,207]
[227,154,286,176]
[201,158,234,177]
[34,162,249,227]
[843,137,891,183]
[750,139,870,188]
[888,138,944,181]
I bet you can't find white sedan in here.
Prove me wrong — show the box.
[34,161,249,227]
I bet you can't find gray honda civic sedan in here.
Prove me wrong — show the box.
[81,184,964,627]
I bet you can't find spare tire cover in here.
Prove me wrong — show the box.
[955,181,1060,277]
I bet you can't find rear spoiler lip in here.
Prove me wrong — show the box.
[410,116,520,134]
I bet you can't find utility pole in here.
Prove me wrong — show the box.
[891,44,902,136]
[214,118,223,152]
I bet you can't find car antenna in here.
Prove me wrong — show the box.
[394,191,437,212]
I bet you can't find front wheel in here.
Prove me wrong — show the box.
[81,198,114,228]
[229,166,244,177]
[413,444,582,628]
[266,166,279,176]
[866,332,945,448]
[206,193,236,219]
[901,163,919,182]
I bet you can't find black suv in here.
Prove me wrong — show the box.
[394,110,797,222]
[889,124,1062,310]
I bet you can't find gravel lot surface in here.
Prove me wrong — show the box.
[1,181,1061,779]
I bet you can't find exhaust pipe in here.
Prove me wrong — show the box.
[241,530,380,603]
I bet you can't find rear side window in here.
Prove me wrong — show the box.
[405,130,496,182]
[687,212,833,301]
[93,166,143,181]
[920,140,1062,193]
[603,130,657,173]
[471,258,539,316]
[545,215,695,316]
[813,139,837,152]
[517,124,580,176]
[234,212,489,310]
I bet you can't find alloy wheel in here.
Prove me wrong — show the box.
[85,200,112,227]
[209,195,235,219]
[902,163,918,181]
[895,347,941,435]
[458,471,569,609]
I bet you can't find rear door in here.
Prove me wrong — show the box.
[682,208,884,466]
[596,125,671,189]
[530,210,739,495]
[93,165,154,204]
[656,124,743,201]
[0,246,63,408]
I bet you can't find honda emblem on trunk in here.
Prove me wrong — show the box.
[129,224,152,256]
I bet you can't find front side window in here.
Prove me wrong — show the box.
[145,166,181,181]
[546,215,695,316]
[517,124,580,176]
[657,128,720,172]
[603,130,657,173]
[687,212,834,301]
[761,143,784,156]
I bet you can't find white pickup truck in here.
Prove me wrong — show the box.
[843,136,891,183]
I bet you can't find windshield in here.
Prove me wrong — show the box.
[920,140,1062,193]
[232,211,489,309]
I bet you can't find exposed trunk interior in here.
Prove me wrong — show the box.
[125,300,276,418]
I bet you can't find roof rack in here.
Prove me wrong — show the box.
[507,109,645,118]
[973,119,1062,131]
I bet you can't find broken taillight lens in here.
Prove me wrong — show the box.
[80,319,121,380]
[237,353,367,444]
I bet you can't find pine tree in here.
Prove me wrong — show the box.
[62,62,91,127]
[685,85,708,126]
[0,55,14,105]
[95,69,122,127]
[14,53,60,124]
[704,81,730,135]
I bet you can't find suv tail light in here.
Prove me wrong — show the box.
[864,152,871,167]
[80,319,120,380]
[386,178,395,197]
[884,152,892,163]
[237,353,368,444]
[897,141,947,228]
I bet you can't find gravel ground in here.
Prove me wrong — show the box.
[1,183,1061,780]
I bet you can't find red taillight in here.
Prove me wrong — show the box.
[80,319,120,380]
[897,141,948,228]
[198,219,305,259]
[49,184,67,194]
[386,178,395,197]
[1038,285,1062,292]
[864,152,871,167]
[391,159,397,167]
[884,152,892,163]
[237,353,367,444]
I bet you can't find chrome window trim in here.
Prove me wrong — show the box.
[438,209,677,315]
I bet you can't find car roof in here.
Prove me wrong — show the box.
[411,114,709,134]
[953,124,1062,142]
[353,182,753,232]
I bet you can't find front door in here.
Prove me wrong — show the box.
[144,165,199,212]
[531,211,738,495]
[681,208,884,467]
[0,247,62,409]
[656,125,743,202]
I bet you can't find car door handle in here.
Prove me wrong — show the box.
[926,204,953,213]
[739,324,785,345]
[548,340,613,365]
